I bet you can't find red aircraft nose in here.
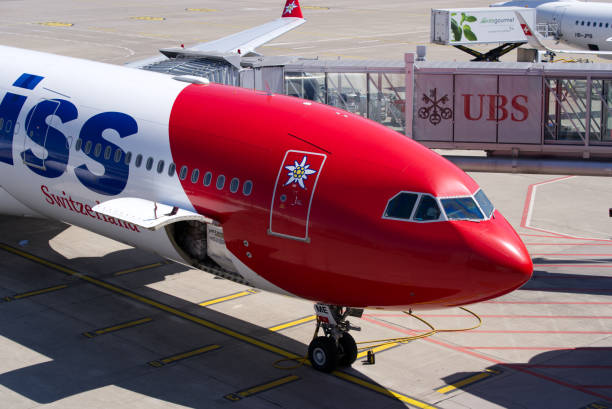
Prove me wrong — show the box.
[455,213,533,304]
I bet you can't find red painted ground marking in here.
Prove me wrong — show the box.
[520,177,573,232]
[531,254,612,256]
[508,364,612,369]
[484,301,612,305]
[467,330,612,335]
[526,243,612,246]
[466,347,612,351]
[362,316,612,401]
[408,329,612,334]
[520,176,612,244]
[522,234,612,241]
[534,264,612,268]
[364,314,612,319]
[532,275,612,280]
[580,385,612,389]
[521,233,573,238]
[526,288,612,293]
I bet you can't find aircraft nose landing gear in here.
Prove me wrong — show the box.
[308,304,363,373]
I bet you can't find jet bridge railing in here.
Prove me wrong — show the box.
[141,51,612,160]
[283,60,406,134]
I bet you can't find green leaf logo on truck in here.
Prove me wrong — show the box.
[451,12,477,42]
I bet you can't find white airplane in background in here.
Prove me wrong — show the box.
[493,0,612,58]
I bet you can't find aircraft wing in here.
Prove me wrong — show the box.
[127,0,305,68]
[515,11,612,59]
[93,198,215,231]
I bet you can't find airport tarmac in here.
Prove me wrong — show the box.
[1,1,612,408]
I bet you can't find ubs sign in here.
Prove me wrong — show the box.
[413,74,542,144]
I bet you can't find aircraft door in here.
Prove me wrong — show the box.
[269,150,326,242]
[552,6,567,35]
[22,98,60,171]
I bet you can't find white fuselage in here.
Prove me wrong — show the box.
[0,45,286,295]
[537,1,612,51]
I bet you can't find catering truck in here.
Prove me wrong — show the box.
[431,7,536,45]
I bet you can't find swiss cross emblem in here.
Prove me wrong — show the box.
[521,23,532,36]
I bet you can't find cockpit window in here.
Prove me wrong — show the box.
[413,195,441,221]
[384,192,418,220]
[441,197,484,221]
[474,190,494,218]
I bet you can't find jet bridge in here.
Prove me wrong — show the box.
[138,49,612,175]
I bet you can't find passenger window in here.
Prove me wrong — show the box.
[384,192,418,220]
[84,141,92,154]
[203,172,212,186]
[135,154,143,168]
[5,120,12,132]
[474,190,494,218]
[168,163,176,177]
[581,21,584,25]
[413,195,441,221]
[230,178,239,193]
[0,118,3,129]
[146,157,153,171]
[441,197,484,221]
[216,175,225,190]
[113,148,122,163]
[243,180,253,196]
[191,169,200,183]
[104,146,112,160]
[75,138,82,152]
[179,165,188,180]
[125,151,132,165]
[157,160,165,174]
[94,143,102,157]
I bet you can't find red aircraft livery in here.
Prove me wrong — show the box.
[0,0,532,372]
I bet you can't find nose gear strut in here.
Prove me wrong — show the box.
[308,303,363,373]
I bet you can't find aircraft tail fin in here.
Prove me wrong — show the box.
[282,0,303,19]
[514,9,612,59]
[514,11,551,51]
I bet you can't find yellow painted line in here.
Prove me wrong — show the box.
[0,243,436,408]
[149,344,221,367]
[303,6,330,10]
[83,317,152,338]
[332,370,438,409]
[225,375,300,401]
[131,16,165,21]
[268,315,316,332]
[38,22,73,27]
[199,289,257,307]
[113,262,164,276]
[4,284,69,301]
[356,342,400,359]
[185,8,217,12]
[436,369,502,394]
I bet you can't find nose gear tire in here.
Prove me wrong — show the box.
[308,336,338,373]
[337,332,358,367]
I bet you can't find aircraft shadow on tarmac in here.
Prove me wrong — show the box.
[441,348,612,408]
[520,265,612,296]
[0,217,408,408]
[533,258,612,265]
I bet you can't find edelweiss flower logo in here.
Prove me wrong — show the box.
[284,156,317,189]
[284,1,297,15]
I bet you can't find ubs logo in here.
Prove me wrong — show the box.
[418,88,453,126]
